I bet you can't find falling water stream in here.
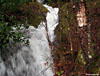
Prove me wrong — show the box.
[0,2,59,76]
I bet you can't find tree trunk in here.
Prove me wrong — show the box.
[77,0,89,62]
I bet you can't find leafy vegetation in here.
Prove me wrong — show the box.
[0,0,48,48]
[0,0,33,48]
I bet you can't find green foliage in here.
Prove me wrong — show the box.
[0,15,29,48]
[0,0,32,10]
[0,0,32,48]
[77,48,86,65]
[0,0,48,48]
[56,71,64,76]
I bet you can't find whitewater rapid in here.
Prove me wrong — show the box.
[0,4,59,76]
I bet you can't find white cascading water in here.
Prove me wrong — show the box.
[0,3,59,76]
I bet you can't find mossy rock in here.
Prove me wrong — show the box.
[36,2,48,13]
[20,2,48,28]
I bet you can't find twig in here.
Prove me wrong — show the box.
[66,15,73,52]
[36,63,53,76]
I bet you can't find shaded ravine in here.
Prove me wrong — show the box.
[0,4,59,76]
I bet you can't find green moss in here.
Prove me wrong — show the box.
[28,13,45,27]
[55,3,78,51]
[60,3,68,15]
[21,2,48,28]
[77,48,86,65]
[36,2,48,14]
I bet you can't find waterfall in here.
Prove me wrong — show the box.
[37,0,44,3]
[0,4,59,76]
